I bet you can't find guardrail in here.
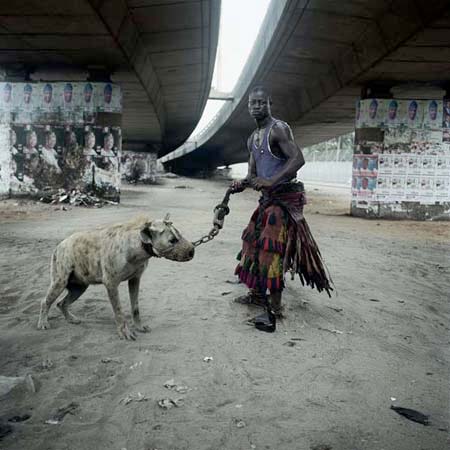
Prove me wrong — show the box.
[158,0,289,165]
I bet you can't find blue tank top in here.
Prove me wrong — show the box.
[251,118,291,184]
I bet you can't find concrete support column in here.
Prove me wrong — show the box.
[0,80,122,200]
[351,86,450,220]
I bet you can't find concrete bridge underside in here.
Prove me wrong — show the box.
[0,0,220,154]
[164,0,450,173]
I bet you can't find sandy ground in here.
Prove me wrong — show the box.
[0,177,449,450]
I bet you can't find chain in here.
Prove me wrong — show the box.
[192,225,220,247]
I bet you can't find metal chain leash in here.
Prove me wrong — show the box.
[192,182,247,248]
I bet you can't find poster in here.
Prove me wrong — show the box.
[423,99,442,129]
[405,176,420,201]
[0,124,11,195]
[96,83,122,113]
[402,100,423,129]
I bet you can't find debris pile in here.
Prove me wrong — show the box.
[39,189,118,208]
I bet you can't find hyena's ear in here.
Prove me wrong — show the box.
[140,223,153,244]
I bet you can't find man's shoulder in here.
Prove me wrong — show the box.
[270,119,293,139]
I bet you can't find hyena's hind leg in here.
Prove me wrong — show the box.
[57,283,87,324]
[37,250,70,330]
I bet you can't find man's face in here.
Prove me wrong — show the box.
[248,91,271,120]
[429,105,437,120]
[86,132,95,149]
[408,104,417,120]
[46,133,56,149]
[3,85,11,103]
[104,87,112,104]
[369,102,377,119]
[27,131,37,148]
[388,105,397,120]
[44,87,52,104]
[104,134,114,151]
[64,87,73,103]
[24,89,31,104]
[84,88,92,103]
[362,178,369,190]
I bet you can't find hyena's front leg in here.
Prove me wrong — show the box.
[105,283,136,340]
[128,276,150,333]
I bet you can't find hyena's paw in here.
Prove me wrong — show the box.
[134,323,151,333]
[37,317,50,330]
[117,321,137,340]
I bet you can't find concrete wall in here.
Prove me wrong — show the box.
[351,97,450,220]
[0,81,122,200]
[299,161,352,185]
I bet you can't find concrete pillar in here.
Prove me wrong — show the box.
[0,80,122,201]
[351,88,450,220]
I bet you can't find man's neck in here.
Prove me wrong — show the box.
[255,115,272,129]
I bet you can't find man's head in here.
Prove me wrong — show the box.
[45,131,57,150]
[104,132,114,151]
[24,84,32,104]
[368,99,378,119]
[43,84,53,104]
[428,100,437,121]
[84,83,93,103]
[64,83,73,103]
[26,130,37,149]
[388,100,398,120]
[104,83,112,104]
[3,83,12,103]
[85,131,95,149]
[248,85,272,120]
[408,101,418,120]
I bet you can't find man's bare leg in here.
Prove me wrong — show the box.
[268,291,283,318]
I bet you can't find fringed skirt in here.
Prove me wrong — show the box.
[235,183,332,297]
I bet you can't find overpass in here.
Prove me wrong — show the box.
[0,0,221,154]
[160,0,450,172]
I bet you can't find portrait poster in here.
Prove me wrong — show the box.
[378,154,393,175]
[96,83,122,113]
[406,154,420,175]
[0,124,11,194]
[390,176,406,200]
[384,99,404,128]
[434,177,450,199]
[423,99,442,129]
[420,156,435,176]
[442,98,450,128]
[392,154,407,175]
[15,83,38,124]
[405,176,420,201]
[419,176,435,202]
[362,98,386,128]
[376,175,391,200]
[401,99,423,129]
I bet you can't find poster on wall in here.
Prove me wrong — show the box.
[423,99,442,129]
[9,123,121,198]
[405,176,420,201]
[0,124,11,194]
[402,100,423,129]
[434,177,450,199]
[96,83,122,113]
[442,99,450,128]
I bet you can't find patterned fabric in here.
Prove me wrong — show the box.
[235,182,332,296]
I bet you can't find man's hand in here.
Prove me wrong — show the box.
[230,179,248,193]
[251,177,274,191]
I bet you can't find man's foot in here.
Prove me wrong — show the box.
[271,305,285,319]
[234,291,267,307]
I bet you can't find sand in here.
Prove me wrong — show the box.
[0,177,449,450]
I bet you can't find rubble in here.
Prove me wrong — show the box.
[39,189,118,208]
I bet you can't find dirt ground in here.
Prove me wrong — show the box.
[0,177,449,450]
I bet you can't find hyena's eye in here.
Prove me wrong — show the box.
[169,237,178,245]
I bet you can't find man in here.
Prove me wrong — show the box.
[3,83,12,104]
[43,83,53,104]
[408,100,418,121]
[23,84,32,104]
[428,100,437,121]
[368,99,378,120]
[104,83,112,104]
[84,83,93,104]
[231,86,332,318]
[387,100,398,121]
[41,130,61,172]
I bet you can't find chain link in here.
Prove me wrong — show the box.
[192,225,220,247]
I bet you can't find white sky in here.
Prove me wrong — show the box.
[189,0,271,138]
